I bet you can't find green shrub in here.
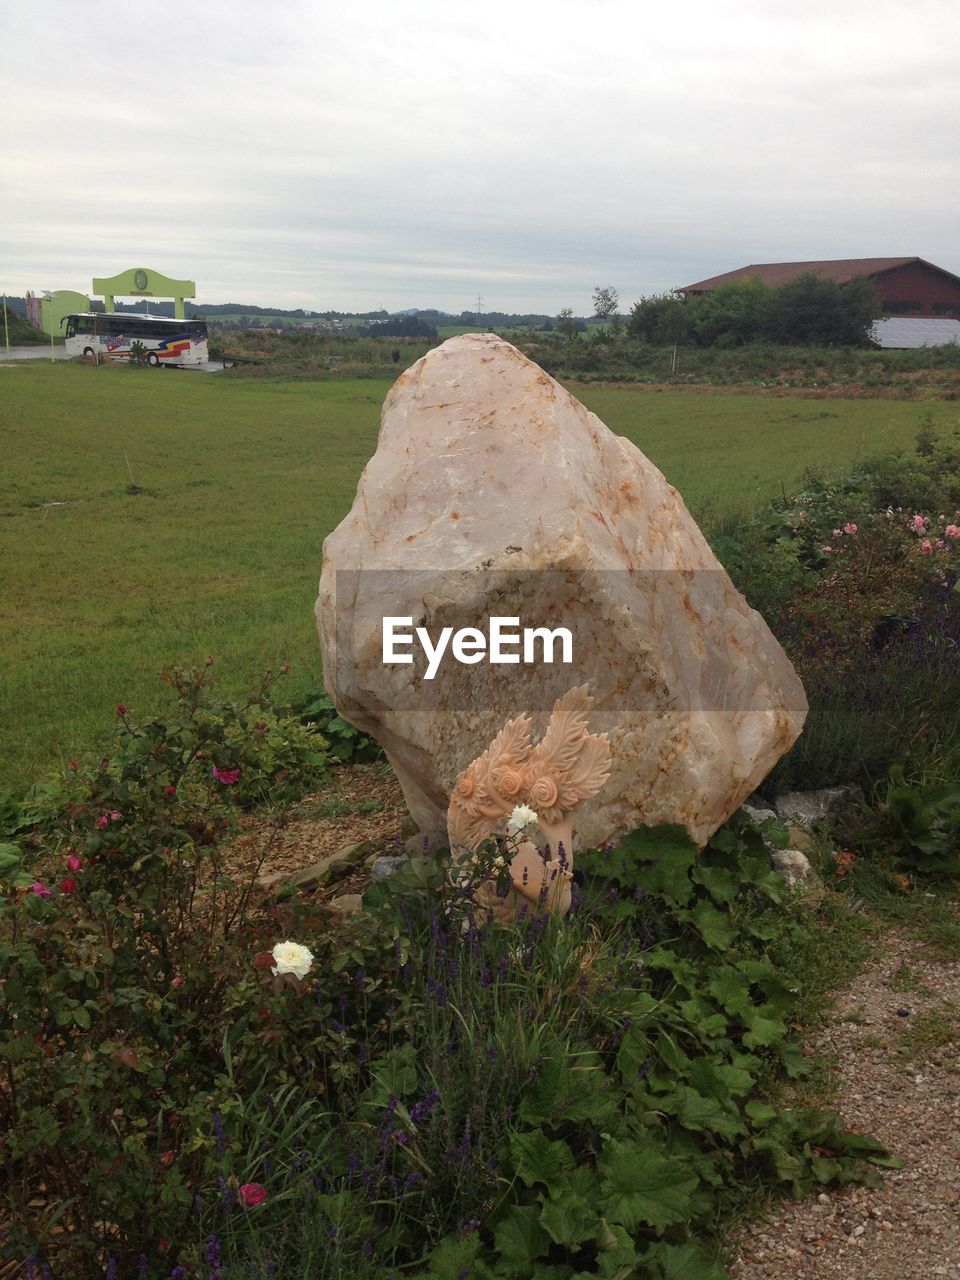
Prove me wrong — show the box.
[2,773,893,1277]
[722,426,960,793]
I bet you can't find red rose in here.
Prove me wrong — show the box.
[239,1182,267,1209]
[60,877,77,894]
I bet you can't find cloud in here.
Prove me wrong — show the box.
[3,0,959,312]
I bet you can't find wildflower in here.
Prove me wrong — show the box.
[116,703,127,717]
[171,975,184,988]
[507,804,538,833]
[843,522,858,535]
[832,528,842,537]
[59,877,77,895]
[212,764,241,786]
[238,1182,267,1208]
[164,785,177,796]
[69,760,78,771]
[160,1150,175,1167]
[821,546,832,554]
[66,854,82,872]
[271,939,314,979]
[157,1239,169,1253]
[833,850,856,878]
[31,882,51,897]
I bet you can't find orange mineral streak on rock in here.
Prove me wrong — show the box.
[316,333,807,850]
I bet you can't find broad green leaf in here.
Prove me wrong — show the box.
[744,1099,778,1124]
[678,998,728,1039]
[690,865,739,903]
[689,1056,754,1099]
[643,1240,729,1280]
[663,1085,744,1140]
[510,1130,575,1199]
[418,1231,482,1278]
[598,1139,697,1231]
[688,900,735,950]
[539,1192,599,1245]
[749,1135,804,1185]
[494,1204,550,1272]
[707,967,753,1017]
[741,1005,786,1049]
[619,825,699,907]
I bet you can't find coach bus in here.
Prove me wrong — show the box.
[63,313,209,367]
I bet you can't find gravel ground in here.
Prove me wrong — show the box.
[729,926,960,1279]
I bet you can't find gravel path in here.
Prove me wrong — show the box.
[729,926,960,1278]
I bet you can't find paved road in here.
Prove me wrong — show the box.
[0,345,68,361]
[0,345,225,371]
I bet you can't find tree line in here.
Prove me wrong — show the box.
[623,275,881,347]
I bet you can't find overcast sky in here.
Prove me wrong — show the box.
[3,0,959,315]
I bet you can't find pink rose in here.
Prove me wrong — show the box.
[238,1182,267,1208]
[821,546,832,554]
[31,882,51,897]
[945,525,960,540]
[66,855,82,872]
[212,765,241,786]
[843,523,858,535]
[920,540,933,554]
[913,514,928,533]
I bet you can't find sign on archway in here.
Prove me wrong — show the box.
[91,267,196,319]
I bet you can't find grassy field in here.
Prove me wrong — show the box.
[2,360,958,789]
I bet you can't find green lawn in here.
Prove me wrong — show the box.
[1,361,956,788]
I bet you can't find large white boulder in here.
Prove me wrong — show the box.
[317,334,806,850]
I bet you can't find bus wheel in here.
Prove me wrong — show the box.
[147,352,161,367]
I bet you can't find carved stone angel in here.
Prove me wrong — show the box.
[447,685,611,922]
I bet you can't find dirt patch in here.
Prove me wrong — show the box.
[729,927,960,1278]
[223,762,411,896]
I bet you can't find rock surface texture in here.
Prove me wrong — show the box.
[316,334,807,849]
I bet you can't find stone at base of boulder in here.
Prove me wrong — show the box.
[774,787,859,827]
[370,855,409,882]
[786,825,815,850]
[327,893,365,918]
[741,802,779,826]
[257,839,377,894]
[771,849,813,889]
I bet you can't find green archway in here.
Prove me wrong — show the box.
[92,267,196,320]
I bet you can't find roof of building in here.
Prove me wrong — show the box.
[869,317,960,350]
[679,257,959,293]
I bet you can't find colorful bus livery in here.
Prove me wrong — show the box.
[63,313,209,367]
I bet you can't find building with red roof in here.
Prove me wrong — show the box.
[680,257,960,319]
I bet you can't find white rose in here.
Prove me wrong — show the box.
[271,940,314,980]
[507,804,538,833]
